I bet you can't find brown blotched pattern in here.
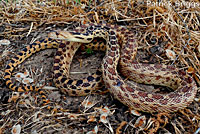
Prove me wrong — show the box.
[4,23,198,113]
[53,23,197,113]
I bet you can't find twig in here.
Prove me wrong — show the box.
[170,5,191,65]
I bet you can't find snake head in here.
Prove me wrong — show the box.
[48,30,88,43]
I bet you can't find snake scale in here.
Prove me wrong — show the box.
[4,23,197,113]
[50,23,197,113]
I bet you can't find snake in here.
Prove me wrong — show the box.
[50,23,197,113]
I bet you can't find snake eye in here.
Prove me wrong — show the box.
[88,26,94,31]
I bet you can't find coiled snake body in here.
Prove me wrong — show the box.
[4,23,197,113]
[50,23,197,113]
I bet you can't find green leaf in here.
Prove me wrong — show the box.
[86,48,93,54]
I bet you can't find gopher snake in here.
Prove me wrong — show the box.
[50,23,197,113]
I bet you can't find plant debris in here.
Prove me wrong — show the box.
[0,0,200,133]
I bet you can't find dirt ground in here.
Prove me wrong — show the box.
[0,1,200,134]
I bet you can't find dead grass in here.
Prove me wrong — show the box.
[0,0,200,133]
